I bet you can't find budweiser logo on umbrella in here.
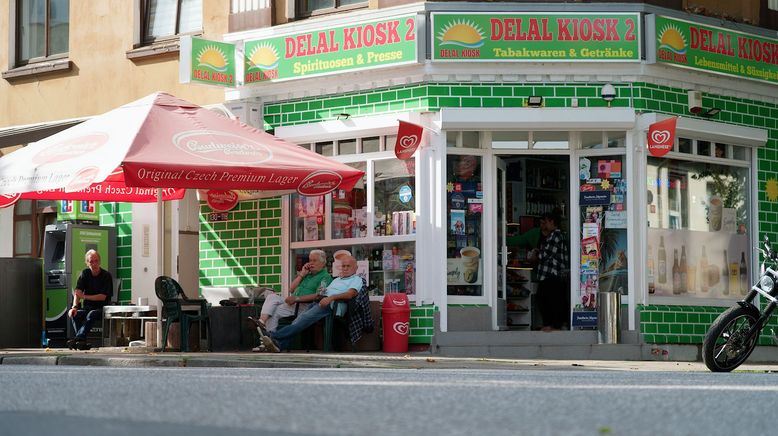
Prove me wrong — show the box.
[298,170,342,196]
[66,167,100,192]
[33,133,109,165]
[173,130,272,164]
[206,190,239,212]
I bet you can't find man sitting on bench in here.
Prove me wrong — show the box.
[258,255,362,353]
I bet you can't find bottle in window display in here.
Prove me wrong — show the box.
[672,249,681,295]
[648,244,656,294]
[658,236,667,285]
[679,246,688,294]
[722,250,730,296]
[699,245,709,293]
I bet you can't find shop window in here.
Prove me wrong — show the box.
[646,156,750,299]
[337,139,357,156]
[297,0,366,18]
[384,135,396,152]
[732,145,747,161]
[315,141,334,156]
[492,132,529,149]
[678,137,692,154]
[374,159,415,237]
[714,143,729,159]
[533,131,568,150]
[446,154,483,296]
[291,194,326,242]
[142,0,202,43]
[13,199,57,257]
[446,131,458,148]
[606,131,626,148]
[15,0,69,65]
[462,132,480,149]
[577,155,628,316]
[697,140,712,157]
[331,162,367,240]
[289,150,417,299]
[581,132,604,149]
[361,137,380,153]
[447,131,481,148]
[291,241,415,296]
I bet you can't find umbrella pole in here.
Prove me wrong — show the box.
[156,188,163,349]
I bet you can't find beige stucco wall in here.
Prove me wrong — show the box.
[0,1,229,129]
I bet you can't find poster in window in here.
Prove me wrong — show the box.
[297,196,324,218]
[303,217,318,241]
[450,209,465,235]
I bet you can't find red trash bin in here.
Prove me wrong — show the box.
[382,293,410,353]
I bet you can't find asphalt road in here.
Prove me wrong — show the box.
[1,365,777,436]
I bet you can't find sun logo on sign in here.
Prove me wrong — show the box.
[197,45,229,72]
[247,43,279,71]
[437,19,484,48]
[657,24,687,54]
[767,178,778,202]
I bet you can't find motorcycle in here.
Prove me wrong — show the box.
[702,235,778,372]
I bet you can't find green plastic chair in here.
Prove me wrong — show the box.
[154,276,211,352]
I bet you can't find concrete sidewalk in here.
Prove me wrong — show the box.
[1,347,777,372]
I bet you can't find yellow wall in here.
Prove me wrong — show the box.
[0,1,229,129]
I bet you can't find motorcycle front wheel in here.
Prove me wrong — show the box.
[702,306,760,372]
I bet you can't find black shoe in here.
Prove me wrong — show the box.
[248,317,269,337]
[75,339,91,350]
[66,339,76,350]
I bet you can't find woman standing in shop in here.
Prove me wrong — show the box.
[531,211,569,332]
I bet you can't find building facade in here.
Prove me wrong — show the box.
[207,0,778,351]
[1,1,229,304]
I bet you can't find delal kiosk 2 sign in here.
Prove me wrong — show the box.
[244,14,418,83]
[431,12,640,61]
[180,36,236,87]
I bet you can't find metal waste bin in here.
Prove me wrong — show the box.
[597,291,620,344]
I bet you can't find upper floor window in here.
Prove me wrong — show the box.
[297,0,366,17]
[143,0,202,43]
[16,0,69,65]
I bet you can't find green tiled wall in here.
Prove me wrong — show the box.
[409,305,435,344]
[199,200,262,289]
[100,202,132,303]
[263,80,778,346]
[257,198,283,290]
[640,304,778,346]
[264,83,631,129]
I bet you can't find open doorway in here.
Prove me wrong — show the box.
[499,155,571,331]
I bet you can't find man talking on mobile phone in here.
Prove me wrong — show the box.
[248,249,332,351]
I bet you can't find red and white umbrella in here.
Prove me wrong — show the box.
[0,92,363,199]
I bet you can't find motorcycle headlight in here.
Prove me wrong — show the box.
[759,275,774,293]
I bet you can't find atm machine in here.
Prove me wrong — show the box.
[43,202,116,346]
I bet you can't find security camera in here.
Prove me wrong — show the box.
[688,90,703,114]
[601,84,616,102]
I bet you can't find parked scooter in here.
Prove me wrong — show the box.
[702,235,778,372]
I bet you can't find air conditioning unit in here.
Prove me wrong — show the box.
[205,103,237,120]
[204,101,263,128]
[225,101,263,128]
[688,90,703,114]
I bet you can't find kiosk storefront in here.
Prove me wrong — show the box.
[201,3,776,352]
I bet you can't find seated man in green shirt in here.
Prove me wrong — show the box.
[251,249,332,338]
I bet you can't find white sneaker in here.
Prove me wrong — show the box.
[252,344,266,352]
